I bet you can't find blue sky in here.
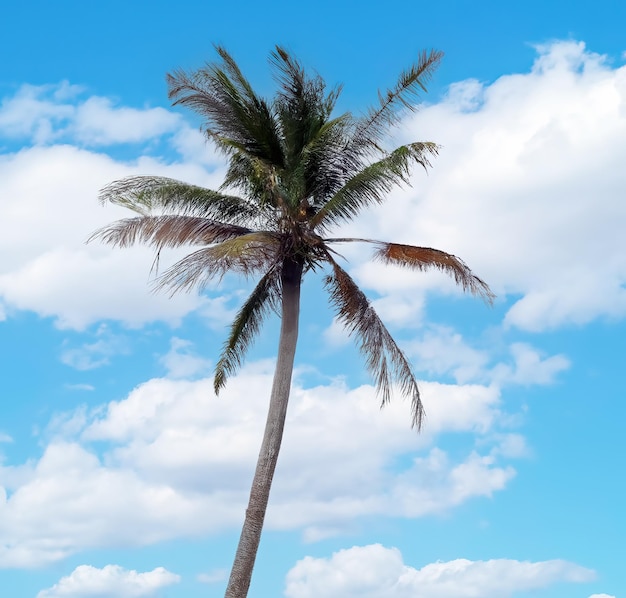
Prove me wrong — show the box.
[1,1,625,597]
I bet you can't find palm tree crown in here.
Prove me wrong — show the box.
[91,46,493,598]
[93,45,492,426]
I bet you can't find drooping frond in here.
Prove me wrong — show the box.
[311,142,439,231]
[214,267,281,392]
[324,238,494,303]
[88,215,251,249]
[155,232,281,294]
[167,46,285,167]
[349,50,444,156]
[99,176,258,225]
[373,242,495,303]
[323,257,424,428]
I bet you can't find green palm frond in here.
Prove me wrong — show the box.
[323,257,424,429]
[311,142,439,231]
[373,242,495,303]
[350,49,444,156]
[156,232,281,294]
[99,176,257,224]
[220,151,288,213]
[168,47,285,167]
[88,215,251,249]
[298,114,355,205]
[214,267,281,392]
[271,46,341,168]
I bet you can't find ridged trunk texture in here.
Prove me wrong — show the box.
[224,257,303,598]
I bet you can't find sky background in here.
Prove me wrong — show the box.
[1,1,625,597]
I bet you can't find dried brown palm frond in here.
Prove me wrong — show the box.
[324,238,494,304]
[373,242,495,303]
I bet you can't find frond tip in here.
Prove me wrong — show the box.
[374,242,495,304]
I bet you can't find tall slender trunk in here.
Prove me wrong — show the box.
[224,257,303,598]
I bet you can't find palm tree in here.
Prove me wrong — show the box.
[90,46,493,598]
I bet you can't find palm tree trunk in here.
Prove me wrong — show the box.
[224,257,303,598]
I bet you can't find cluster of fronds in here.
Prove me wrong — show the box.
[91,45,492,428]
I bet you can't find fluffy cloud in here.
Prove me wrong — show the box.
[402,325,569,389]
[0,82,180,145]
[159,337,213,378]
[0,141,226,329]
[347,40,626,332]
[197,569,228,584]
[37,564,180,598]
[284,544,595,598]
[490,342,570,385]
[0,81,238,330]
[60,324,130,370]
[0,364,515,567]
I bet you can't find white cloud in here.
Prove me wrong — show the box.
[37,564,180,598]
[197,569,228,584]
[0,441,216,567]
[60,325,129,370]
[0,83,180,146]
[64,384,96,392]
[491,342,570,386]
[345,40,626,332]
[71,96,180,145]
[159,337,212,378]
[284,544,595,598]
[0,81,238,330]
[0,364,516,567]
[487,433,530,458]
[406,325,490,383]
[404,327,569,388]
[0,83,77,143]
[0,143,225,329]
[589,594,617,598]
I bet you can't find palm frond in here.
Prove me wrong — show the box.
[155,232,281,294]
[311,142,438,231]
[220,150,288,213]
[373,242,495,303]
[349,50,443,156]
[88,215,251,249]
[270,46,341,168]
[298,114,355,205]
[167,47,285,167]
[214,267,281,392]
[323,238,494,303]
[99,176,258,224]
[324,257,424,428]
